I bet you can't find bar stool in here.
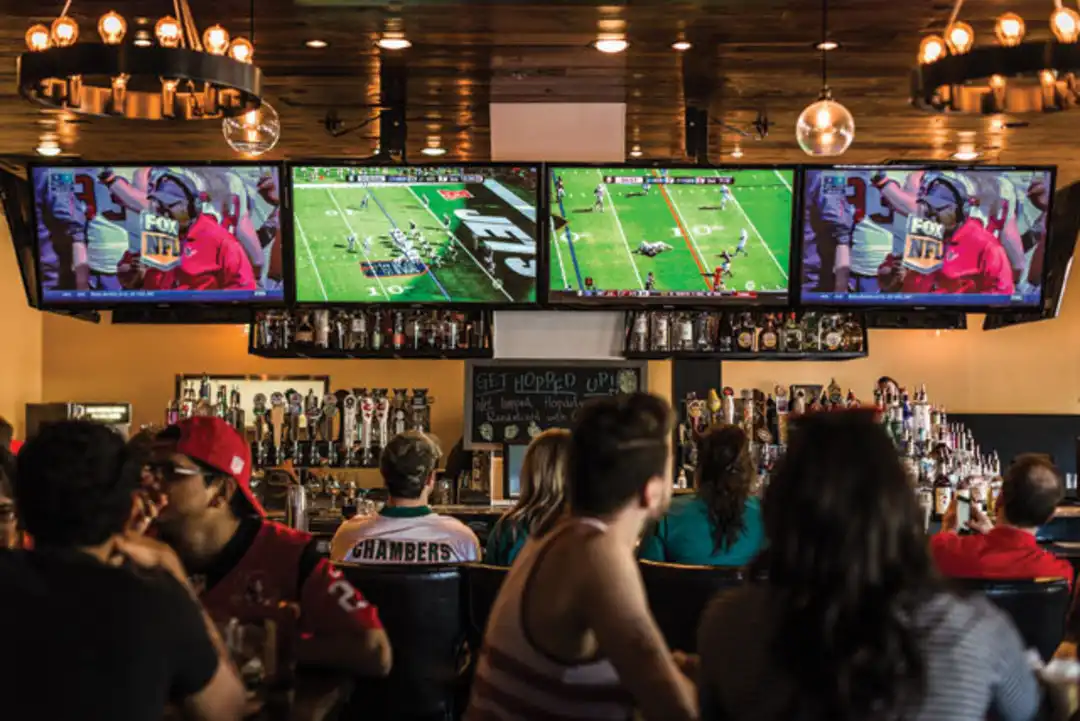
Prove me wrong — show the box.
[952,577,1072,662]
[638,559,748,653]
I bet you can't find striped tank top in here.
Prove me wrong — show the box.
[466,518,635,721]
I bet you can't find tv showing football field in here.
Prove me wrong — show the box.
[290,164,539,305]
[546,166,796,304]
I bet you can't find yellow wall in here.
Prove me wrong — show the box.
[0,217,42,438]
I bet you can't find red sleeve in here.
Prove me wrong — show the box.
[142,268,172,290]
[929,532,971,577]
[218,237,256,290]
[981,243,1015,294]
[298,558,382,635]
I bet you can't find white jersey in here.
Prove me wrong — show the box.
[199,168,256,237]
[331,507,481,564]
[843,170,909,277]
[738,229,748,247]
[967,173,1019,242]
[74,167,143,273]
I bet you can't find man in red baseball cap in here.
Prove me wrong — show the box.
[149,416,391,677]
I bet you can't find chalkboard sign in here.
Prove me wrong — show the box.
[465,360,648,447]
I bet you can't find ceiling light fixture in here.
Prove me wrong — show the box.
[19,0,263,121]
[421,146,447,157]
[36,136,61,156]
[672,39,692,51]
[796,0,855,156]
[731,144,744,159]
[594,36,629,53]
[305,39,328,48]
[377,33,411,50]
[913,1,1080,114]
[629,144,643,158]
[951,130,980,160]
[815,40,840,51]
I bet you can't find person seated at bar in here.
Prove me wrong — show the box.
[1,420,246,721]
[639,425,764,566]
[151,416,392,677]
[0,446,16,549]
[931,454,1072,586]
[484,429,571,566]
[697,410,1039,721]
[467,393,697,721]
[331,430,481,564]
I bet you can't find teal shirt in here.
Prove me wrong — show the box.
[483,516,529,566]
[639,494,765,567]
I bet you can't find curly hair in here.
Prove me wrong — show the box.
[696,425,755,553]
[756,409,938,721]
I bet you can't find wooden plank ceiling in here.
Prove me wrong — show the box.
[0,0,1077,176]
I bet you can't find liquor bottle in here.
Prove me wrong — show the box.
[734,313,756,353]
[472,313,488,349]
[313,311,330,350]
[629,312,649,353]
[932,464,953,522]
[279,312,293,350]
[349,311,368,351]
[370,311,384,351]
[820,314,844,352]
[165,400,180,426]
[758,314,779,353]
[842,314,864,352]
[199,374,212,402]
[215,385,229,419]
[294,313,315,348]
[443,312,460,350]
[332,312,348,351]
[801,312,821,352]
[392,311,406,350]
[781,312,802,353]
[650,312,671,352]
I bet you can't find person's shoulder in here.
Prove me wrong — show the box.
[916,591,1014,639]
[334,513,378,536]
[432,512,480,540]
[699,584,770,645]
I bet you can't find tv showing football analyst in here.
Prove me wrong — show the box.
[799,165,1054,308]
[547,166,796,303]
[291,165,538,304]
[32,164,283,304]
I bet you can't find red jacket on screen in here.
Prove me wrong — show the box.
[930,526,1073,588]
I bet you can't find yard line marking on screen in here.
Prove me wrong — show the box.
[717,171,787,279]
[366,187,452,301]
[597,169,644,289]
[293,213,329,302]
[773,169,793,194]
[656,170,712,290]
[551,221,570,290]
[405,185,514,302]
[325,188,389,300]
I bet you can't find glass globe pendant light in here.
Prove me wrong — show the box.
[796,0,855,156]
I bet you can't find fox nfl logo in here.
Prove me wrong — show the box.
[902,234,945,274]
[140,212,182,271]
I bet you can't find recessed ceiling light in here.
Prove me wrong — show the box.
[305,39,328,49]
[377,33,411,50]
[815,40,840,51]
[421,146,447,157]
[629,145,643,158]
[594,37,629,54]
[36,139,61,157]
[672,40,692,51]
[951,149,981,161]
[133,29,152,47]
[731,146,744,159]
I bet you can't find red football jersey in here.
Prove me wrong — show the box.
[900,219,1015,296]
[143,214,256,292]
[198,520,381,635]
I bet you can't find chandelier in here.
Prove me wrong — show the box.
[18,0,263,121]
[912,0,1080,114]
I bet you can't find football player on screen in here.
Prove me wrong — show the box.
[876,175,1014,296]
[35,169,89,292]
[593,184,605,213]
[734,229,749,256]
[802,171,856,293]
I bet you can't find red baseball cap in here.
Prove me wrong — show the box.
[173,416,265,517]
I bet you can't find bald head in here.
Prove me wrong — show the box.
[1000,454,1063,528]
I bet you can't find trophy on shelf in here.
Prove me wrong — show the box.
[391,389,409,436]
[322,394,339,467]
[305,390,322,467]
[287,391,304,466]
[359,390,375,466]
[269,392,286,467]
[341,394,358,468]
[374,390,391,453]
[252,393,268,468]
[411,389,432,432]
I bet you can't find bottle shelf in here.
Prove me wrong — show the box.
[624,350,867,361]
[249,346,493,360]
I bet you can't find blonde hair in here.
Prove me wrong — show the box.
[502,429,571,543]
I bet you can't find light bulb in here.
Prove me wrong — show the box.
[421,146,447,157]
[36,139,61,157]
[796,96,855,157]
[203,25,230,55]
[155,16,181,48]
[223,102,280,156]
[671,40,692,51]
[989,74,1006,90]
[133,29,152,47]
[946,21,974,54]
[228,37,253,63]
[1051,7,1080,43]
[594,36,629,53]
[919,35,946,64]
[629,144,643,158]
[994,13,1025,47]
[25,24,50,52]
[51,16,79,48]
[241,109,260,128]
[98,11,126,45]
[377,33,411,50]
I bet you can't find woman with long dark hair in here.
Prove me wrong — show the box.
[697,410,1039,721]
[639,425,764,566]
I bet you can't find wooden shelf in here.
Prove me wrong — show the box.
[249,346,493,360]
[624,350,867,361]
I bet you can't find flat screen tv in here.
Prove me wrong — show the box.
[288,163,539,305]
[798,164,1055,309]
[31,163,284,306]
[0,167,39,308]
[545,165,797,305]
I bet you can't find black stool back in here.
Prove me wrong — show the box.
[337,563,466,721]
[463,563,510,645]
[638,560,748,653]
[952,577,1072,662]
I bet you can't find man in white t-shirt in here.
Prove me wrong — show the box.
[331,431,480,564]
